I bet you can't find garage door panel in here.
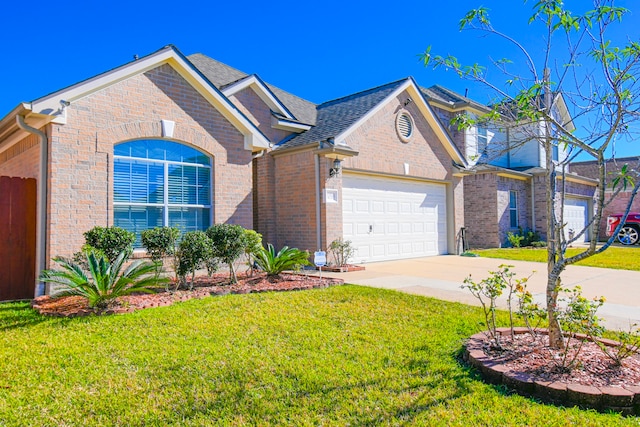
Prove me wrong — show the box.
[563,198,589,242]
[355,200,369,213]
[343,174,447,263]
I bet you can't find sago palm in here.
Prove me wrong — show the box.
[254,244,310,277]
[40,250,167,309]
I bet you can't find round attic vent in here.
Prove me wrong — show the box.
[396,111,414,142]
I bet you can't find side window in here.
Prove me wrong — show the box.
[509,190,518,228]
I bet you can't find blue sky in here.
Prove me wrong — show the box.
[2,0,638,159]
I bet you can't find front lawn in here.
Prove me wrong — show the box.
[0,287,634,426]
[471,246,640,271]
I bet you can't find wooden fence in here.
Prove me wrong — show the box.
[0,176,37,301]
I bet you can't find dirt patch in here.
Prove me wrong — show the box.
[32,272,343,317]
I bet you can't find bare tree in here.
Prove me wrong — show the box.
[422,0,640,348]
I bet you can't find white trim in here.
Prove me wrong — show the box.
[28,47,269,151]
[335,80,467,166]
[222,75,294,120]
[271,116,312,132]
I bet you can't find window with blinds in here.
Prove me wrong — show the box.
[113,140,212,246]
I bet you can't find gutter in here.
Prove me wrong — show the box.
[16,116,48,297]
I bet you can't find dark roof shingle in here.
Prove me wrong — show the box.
[275,78,409,151]
[187,53,317,125]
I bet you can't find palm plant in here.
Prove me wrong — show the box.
[253,244,310,277]
[40,250,168,309]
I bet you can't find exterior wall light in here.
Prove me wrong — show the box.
[329,158,342,177]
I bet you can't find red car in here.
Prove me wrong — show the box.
[606,213,640,245]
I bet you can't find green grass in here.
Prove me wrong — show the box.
[0,287,635,426]
[471,246,640,271]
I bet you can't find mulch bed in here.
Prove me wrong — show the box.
[32,272,344,318]
[464,328,640,414]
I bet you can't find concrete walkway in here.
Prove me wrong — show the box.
[322,255,640,330]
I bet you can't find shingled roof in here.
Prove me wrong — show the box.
[420,85,491,113]
[187,54,317,125]
[275,78,409,151]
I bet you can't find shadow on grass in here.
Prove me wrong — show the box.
[0,301,52,331]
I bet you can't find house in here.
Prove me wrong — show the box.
[420,86,598,248]
[570,156,640,240]
[0,44,596,300]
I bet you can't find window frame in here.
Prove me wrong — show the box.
[113,140,213,244]
[509,190,518,229]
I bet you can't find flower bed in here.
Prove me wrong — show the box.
[32,272,343,318]
[464,327,640,415]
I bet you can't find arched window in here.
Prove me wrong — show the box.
[113,139,211,245]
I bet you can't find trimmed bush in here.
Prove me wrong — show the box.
[244,229,263,276]
[83,226,136,262]
[207,224,247,283]
[176,231,212,290]
[141,227,180,279]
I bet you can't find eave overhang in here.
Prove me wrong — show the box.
[0,45,271,153]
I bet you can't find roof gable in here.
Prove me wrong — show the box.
[27,46,269,151]
[222,74,296,120]
[188,54,317,126]
[277,78,467,166]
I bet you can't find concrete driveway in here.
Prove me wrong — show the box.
[322,255,640,330]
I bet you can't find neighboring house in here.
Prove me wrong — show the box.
[0,44,598,299]
[570,156,640,240]
[421,86,598,248]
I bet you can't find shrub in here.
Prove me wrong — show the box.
[254,244,311,277]
[244,229,263,276]
[551,286,605,370]
[141,227,180,279]
[596,324,640,366]
[176,231,212,290]
[206,224,247,283]
[328,238,355,267]
[506,232,524,248]
[462,265,534,348]
[506,227,543,248]
[83,226,136,262]
[40,249,165,309]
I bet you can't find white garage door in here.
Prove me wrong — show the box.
[342,174,448,263]
[563,198,589,242]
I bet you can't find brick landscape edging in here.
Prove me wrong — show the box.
[463,328,640,415]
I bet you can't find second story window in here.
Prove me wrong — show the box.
[477,125,489,155]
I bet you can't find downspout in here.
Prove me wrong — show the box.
[314,154,322,250]
[16,115,47,297]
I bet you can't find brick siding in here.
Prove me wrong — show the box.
[29,63,253,261]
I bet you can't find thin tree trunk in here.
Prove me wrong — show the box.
[543,67,564,349]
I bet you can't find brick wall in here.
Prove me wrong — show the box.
[253,154,277,246]
[496,176,531,246]
[45,63,252,260]
[0,132,41,179]
[228,88,292,143]
[343,90,452,181]
[273,150,317,253]
[463,173,499,248]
